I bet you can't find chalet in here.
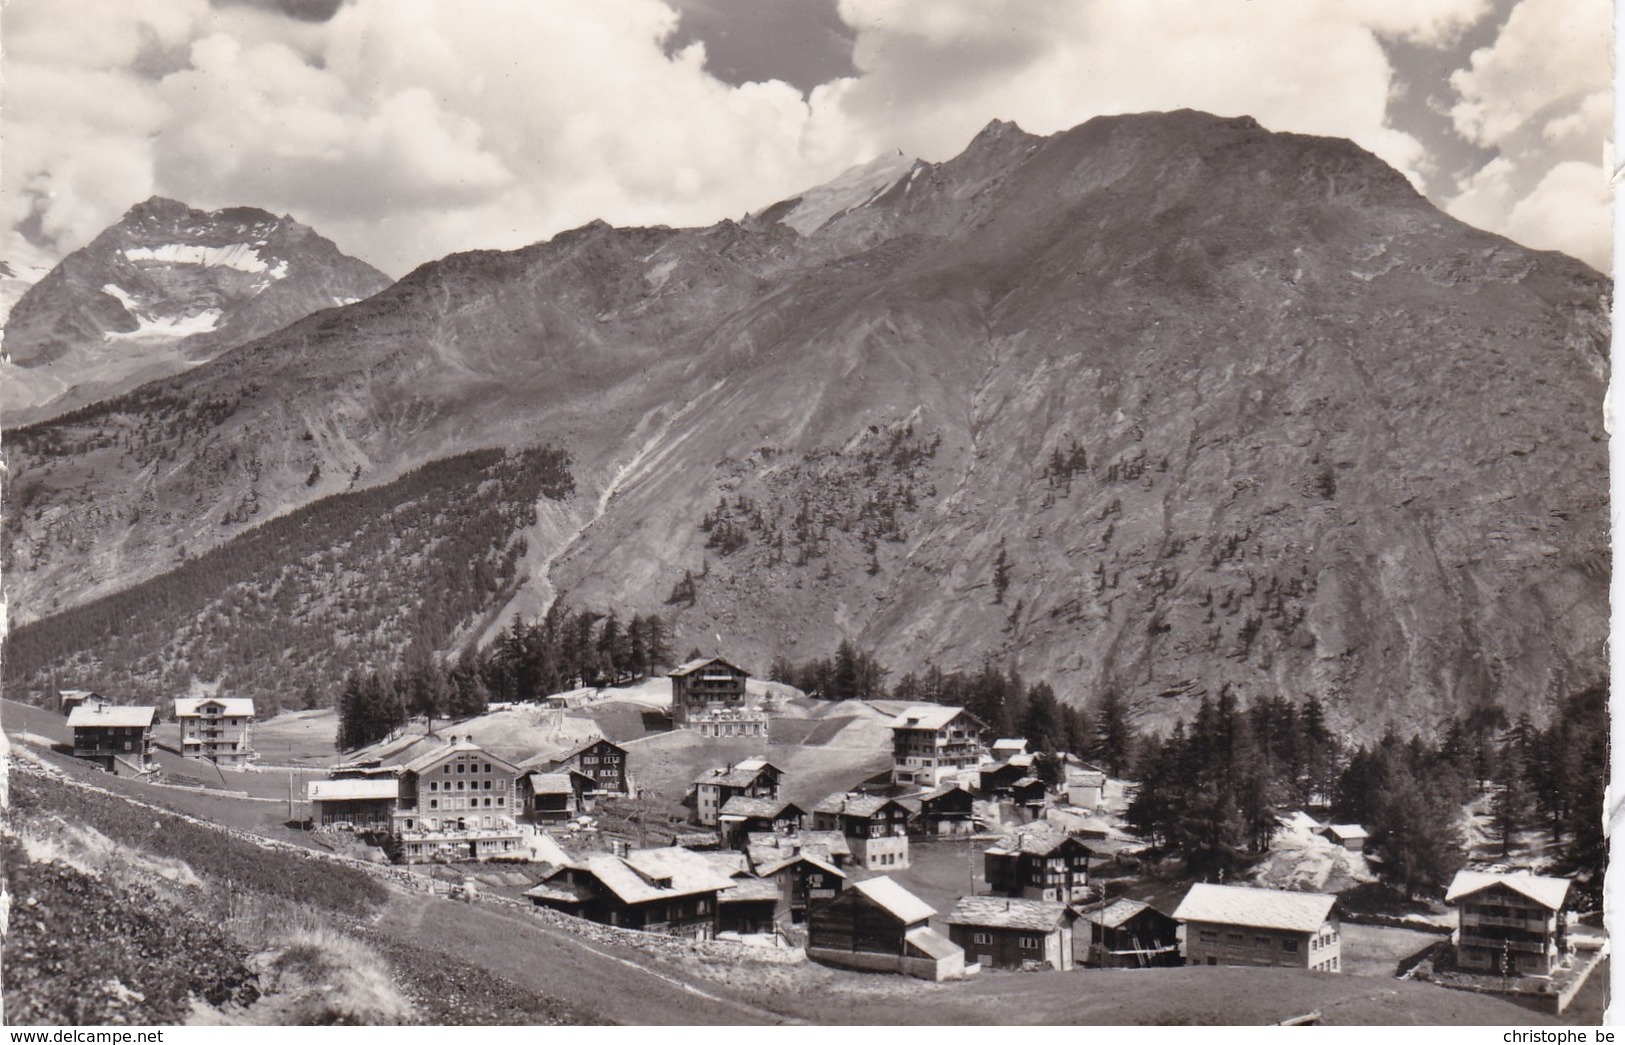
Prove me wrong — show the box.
[1319,824,1369,852]
[1065,769,1107,810]
[811,793,911,870]
[1445,870,1571,976]
[173,696,256,767]
[308,777,399,831]
[68,703,156,773]
[518,769,596,823]
[1080,898,1182,968]
[890,705,984,787]
[979,754,1035,797]
[57,689,109,716]
[527,737,630,797]
[745,830,854,871]
[668,657,765,736]
[946,896,1078,971]
[752,849,847,923]
[691,757,782,827]
[807,876,964,981]
[1173,883,1341,972]
[713,867,783,936]
[983,823,1092,903]
[913,783,978,836]
[1010,777,1049,817]
[718,796,804,847]
[392,738,524,863]
[524,846,736,939]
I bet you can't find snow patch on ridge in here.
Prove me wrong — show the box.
[123,243,282,275]
[105,307,224,340]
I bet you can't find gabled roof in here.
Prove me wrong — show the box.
[526,772,578,795]
[946,896,1074,931]
[755,850,846,880]
[1083,898,1175,929]
[402,740,522,777]
[668,656,751,678]
[308,778,400,801]
[852,876,935,924]
[919,783,975,805]
[985,822,1087,858]
[1320,824,1369,841]
[888,704,978,731]
[546,847,737,906]
[518,735,626,771]
[718,876,781,904]
[991,738,1028,753]
[719,796,801,820]
[173,697,256,717]
[1445,871,1571,911]
[695,761,778,788]
[67,704,156,729]
[746,830,852,867]
[1172,883,1336,934]
[1066,770,1107,787]
[813,793,908,819]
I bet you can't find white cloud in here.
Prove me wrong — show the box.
[1444,0,1611,268]
[0,0,1602,276]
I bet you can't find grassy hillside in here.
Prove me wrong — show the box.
[4,446,572,707]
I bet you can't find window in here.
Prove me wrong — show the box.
[429,781,438,792]
[1283,940,1299,954]
[457,763,465,773]
[444,766,451,774]
[1019,936,1041,950]
[429,799,438,809]
[1227,933,1243,943]
[484,763,492,772]
[973,932,991,945]
[497,797,505,807]
[1199,930,1218,942]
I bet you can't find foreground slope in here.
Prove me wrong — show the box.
[3,111,1607,731]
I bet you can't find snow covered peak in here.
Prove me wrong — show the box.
[757,151,917,236]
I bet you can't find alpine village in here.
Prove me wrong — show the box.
[1,109,1610,1027]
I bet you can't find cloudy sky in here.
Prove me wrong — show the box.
[2,0,1612,277]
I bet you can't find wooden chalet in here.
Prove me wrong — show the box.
[890,705,984,787]
[983,822,1092,903]
[946,896,1078,971]
[1079,898,1181,968]
[718,795,804,848]
[519,769,596,823]
[807,876,964,981]
[1010,776,1049,817]
[524,846,743,939]
[979,754,1036,797]
[745,830,854,870]
[752,848,847,923]
[912,783,978,836]
[1173,883,1341,972]
[526,736,630,797]
[691,757,782,827]
[68,702,156,773]
[990,738,1029,760]
[811,793,911,870]
[1445,870,1572,976]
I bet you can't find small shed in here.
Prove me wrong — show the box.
[1080,898,1181,968]
[1318,824,1368,851]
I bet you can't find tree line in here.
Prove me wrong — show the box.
[335,607,672,750]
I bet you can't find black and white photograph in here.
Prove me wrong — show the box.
[0,0,1613,1029]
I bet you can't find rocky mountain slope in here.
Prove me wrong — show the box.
[3,111,1607,733]
[1,198,391,424]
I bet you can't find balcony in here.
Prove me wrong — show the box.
[1462,912,1554,931]
[1461,934,1551,955]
